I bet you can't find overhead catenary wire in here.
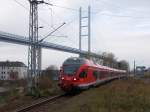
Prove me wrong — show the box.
[12,0,150,49]
[45,0,96,13]
[47,11,79,47]
[45,6,79,27]
[15,0,150,20]
[13,0,29,10]
[13,0,76,29]
[49,10,79,44]
[12,0,68,39]
[95,12,150,19]
[49,8,79,27]
[38,2,80,42]
[46,7,67,37]
[13,0,53,28]
[39,22,66,42]
[49,7,53,27]
[93,0,150,19]
[13,0,79,46]
[13,0,150,38]
[12,0,150,21]
[44,6,79,47]
[98,0,150,15]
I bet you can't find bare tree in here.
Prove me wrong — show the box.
[101,52,117,67]
[44,65,59,80]
[118,60,130,71]
[46,65,58,70]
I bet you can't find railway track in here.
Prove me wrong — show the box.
[14,94,66,112]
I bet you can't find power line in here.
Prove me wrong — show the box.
[51,2,150,19]
[13,0,93,28]
[45,0,96,13]
[35,4,79,42]
[13,0,52,27]
[39,22,66,42]
[47,35,67,38]
[46,6,79,26]
[45,7,78,46]
[95,0,142,13]
[13,0,67,39]
[12,0,150,20]
[38,1,93,47]
[43,6,79,40]
[13,0,28,10]
[13,0,73,28]
[97,0,125,10]
[13,0,79,35]
[36,0,79,12]
[50,8,78,26]
[52,4,79,12]
[49,7,53,27]
[95,12,150,19]
[43,7,69,39]
[93,0,150,19]
[12,0,63,42]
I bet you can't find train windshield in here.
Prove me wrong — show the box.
[63,64,80,75]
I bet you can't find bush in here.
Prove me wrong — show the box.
[39,76,52,90]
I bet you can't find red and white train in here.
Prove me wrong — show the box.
[58,57,126,92]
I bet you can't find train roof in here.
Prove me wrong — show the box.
[63,57,87,65]
[63,57,126,73]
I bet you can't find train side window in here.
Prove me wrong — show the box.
[79,71,87,78]
[100,71,105,79]
[99,71,101,78]
[93,71,99,79]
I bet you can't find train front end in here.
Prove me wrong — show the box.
[58,57,86,92]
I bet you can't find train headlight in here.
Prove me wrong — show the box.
[73,78,77,81]
[61,77,64,80]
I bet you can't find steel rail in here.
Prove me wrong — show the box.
[15,94,65,112]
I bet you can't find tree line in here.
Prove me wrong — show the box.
[101,52,129,71]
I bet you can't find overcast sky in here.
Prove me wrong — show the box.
[0,0,150,69]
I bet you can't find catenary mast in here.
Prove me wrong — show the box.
[28,0,44,93]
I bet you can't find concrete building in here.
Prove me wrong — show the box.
[136,66,146,76]
[0,61,27,80]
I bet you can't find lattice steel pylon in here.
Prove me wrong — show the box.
[79,6,91,54]
[28,0,43,93]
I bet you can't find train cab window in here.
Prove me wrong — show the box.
[63,65,80,75]
[79,71,87,78]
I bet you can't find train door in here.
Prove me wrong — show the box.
[93,70,99,82]
[78,69,88,83]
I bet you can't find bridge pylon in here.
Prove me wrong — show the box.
[79,6,91,57]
